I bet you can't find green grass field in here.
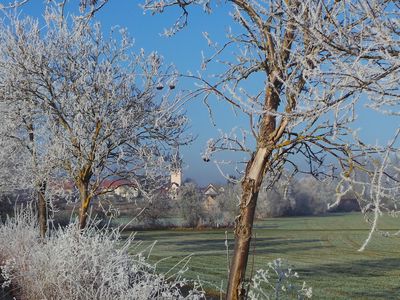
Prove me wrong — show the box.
[127,213,400,299]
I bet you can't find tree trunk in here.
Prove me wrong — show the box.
[226,182,259,299]
[26,122,49,238]
[37,181,47,239]
[226,147,271,300]
[79,204,88,230]
[78,183,91,230]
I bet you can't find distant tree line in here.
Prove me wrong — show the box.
[257,175,338,218]
[118,174,362,229]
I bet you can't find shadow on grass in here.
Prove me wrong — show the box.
[134,230,227,240]
[253,224,280,229]
[151,236,331,254]
[299,257,400,299]
[300,257,400,277]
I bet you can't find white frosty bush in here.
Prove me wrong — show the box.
[0,207,205,299]
[248,258,312,300]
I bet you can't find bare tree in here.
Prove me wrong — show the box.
[0,0,109,19]
[0,5,189,230]
[141,1,400,298]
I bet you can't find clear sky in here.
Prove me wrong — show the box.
[5,0,399,186]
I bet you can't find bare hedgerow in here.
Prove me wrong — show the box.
[0,206,205,300]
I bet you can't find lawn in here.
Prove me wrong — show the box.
[127,213,400,299]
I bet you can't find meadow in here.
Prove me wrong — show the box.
[129,213,400,299]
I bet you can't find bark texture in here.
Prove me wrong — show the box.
[78,180,91,230]
[226,181,258,299]
[226,148,272,300]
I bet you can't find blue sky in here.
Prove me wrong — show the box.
[6,0,399,186]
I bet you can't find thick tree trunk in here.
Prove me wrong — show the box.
[226,147,271,299]
[37,181,47,239]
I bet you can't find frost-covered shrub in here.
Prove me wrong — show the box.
[212,183,240,227]
[258,175,336,218]
[0,207,205,300]
[248,258,312,300]
[178,183,204,227]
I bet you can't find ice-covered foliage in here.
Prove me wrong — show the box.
[248,259,312,300]
[0,3,190,229]
[0,207,205,300]
[257,174,337,217]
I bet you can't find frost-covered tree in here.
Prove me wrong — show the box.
[213,182,241,226]
[178,183,204,227]
[0,48,59,238]
[140,1,400,298]
[258,174,337,217]
[292,176,336,215]
[0,5,189,230]
[257,174,295,218]
[136,191,173,227]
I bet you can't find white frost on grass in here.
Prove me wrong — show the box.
[0,207,205,300]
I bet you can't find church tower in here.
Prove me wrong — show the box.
[170,146,182,189]
[171,169,182,188]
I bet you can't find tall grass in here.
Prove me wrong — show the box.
[0,207,205,299]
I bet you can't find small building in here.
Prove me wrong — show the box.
[202,184,224,213]
[204,183,225,196]
[98,179,141,201]
[114,185,140,199]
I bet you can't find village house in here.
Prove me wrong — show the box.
[202,183,224,213]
